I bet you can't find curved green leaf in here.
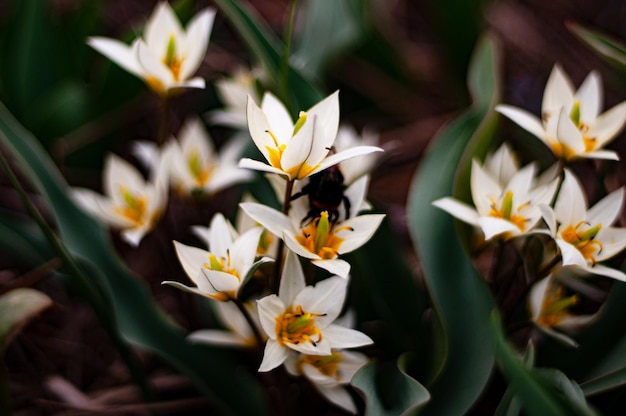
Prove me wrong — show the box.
[568,23,626,71]
[0,101,269,415]
[406,36,500,415]
[352,359,430,416]
[581,365,626,397]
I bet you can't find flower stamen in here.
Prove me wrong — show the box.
[275,305,325,347]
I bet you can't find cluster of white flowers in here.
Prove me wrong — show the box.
[434,64,626,347]
[74,3,386,413]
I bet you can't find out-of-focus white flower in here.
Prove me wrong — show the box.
[73,154,167,246]
[433,146,559,240]
[333,125,380,184]
[188,300,264,348]
[88,3,215,96]
[164,213,272,301]
[256,251,373,372]
[529,272,598,347]
[240,91,382,181]
[241,176,385,278]
[540,170,626,281]
[497,65,626,161]
[208,69,261,128]
[162,118,252,195]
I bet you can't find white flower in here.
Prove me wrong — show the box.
[208,68,260,128]
[88,3,215,95]
[256,251,373,372]
[164,213,272,301]
[540,169,626,281]
[241,176,385,278]
[529,272,598,347]
[162,118,252,195]
[433,148,559,240]
[188,300,264,348]
[239,91,382,180]
[497,65,626,161]
[333,125,380,184]
[73,154,167,246]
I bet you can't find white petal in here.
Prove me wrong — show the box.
[294,276,347,326]
[257,295,285,339]
[204,166,254,194]
[202,269,241,293]
[587,188,624,226]
[314,385,357,414]
[173,241,208,286]
[589,100,626,146]
[556,239,588,268]
[188,329,248,348]
[238,158,289,178]
[471,159,502,215]
[312,259,351,278]
[580,150,620,161]
[144,2,184,55]
[230,226,263,277]
[528,276,551,321]
[169,77,205,90]
[288,337,332,356]
[259,339,288,372]
[261,92,294,144]
[543,64,575,117]
[323,324,374,349]
[103,154,146,204]
[344,175,369,218]
[73,189,134,228]
[587,264,626,282]
[281,117,317,179]
[239,202,293,238]
[121,227,148,246]
[496,105,546,140]
[477,217,522,240]
[595,227,626,261]
[162,280,209,297]
[556,109,585,155]
[208,213,234,258]
[335,214,385,254]
[87,37,142,77]
[306,90,340,156]
[537,325,579,348]
[555,170,587,226]
[247,96,274,161]
[284,233,321,260]
[136,40,174,87]
[311,146,384,177]
[575,70,602,123]
[432,197,480,226]
[539,205,557,236]
[278,250,306,306]
[178,8,215,80]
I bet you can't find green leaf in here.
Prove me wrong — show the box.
[213,0,323,113]
[0,101,269,415]
[580,365,626,397]
[568,23,626,71]
[352,359,430,416]
[0,288,53,355]
[406,36,499,415]
[492,313,596,416]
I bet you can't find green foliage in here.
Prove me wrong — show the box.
[406,36,499,415]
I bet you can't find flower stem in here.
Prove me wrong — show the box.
[233,298,265,349]
[271,179,295,293]
[157,95,171,144]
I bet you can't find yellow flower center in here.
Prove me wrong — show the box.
[560,222,603,264]
[275,304,324,347]
[295,211,349,259]
[257,229,274,255]
[203,252,240,301]
[163,34,183,81]
[537,282,578,328]
[188,150,214,186]
[297,352,343,379]
[115,186,148,226]
[488,190,529,232]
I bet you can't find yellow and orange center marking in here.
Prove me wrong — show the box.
[188,150,214,186]
[116,187,148,226]
[488,190,529,232]
[295,211,349,259]
[275,305,324,347]
[297,352,343,379]
[202,252,240,301]
[560,221,603,264]
[537,282,578,328]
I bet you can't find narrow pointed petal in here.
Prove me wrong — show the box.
[137,40,174,86]
[261,92,294,144]
[87,37,142,77]
[311,146,383,177]
[306,90,340,152]
[145,2,184,54]
[587,188,624,226]
[281,117,317,179]
[104,154,146,204]
[580,150,620,161]
[294,276,347,325]
[204,166,254,194]
[575,70,602,123]
[73,189,133,228]
[170,77,205,90]
[538,326,579,348]
[121,227,147,246]
[556,239,588,268]
[344,175,369,218]
[278,250,306,306]
[202,269,240,294]
[477,217,521,240]
[432,197,480,226]
[284,233,320,260]
[471,159,502,215]
[173,241,208,285]
[257,295,285,339]
[543,65,575,116]
[539,205,558,236]
[247,96,273,161]
[312,259,351,278]
[239,158,289,178]
[259,339,289,372]
[528,276,550,321]
[162,281,209,297]
[314,385,357,414]
[587,264,626,282]
[496,105,547,140]
[208,213,233,257]
[323,324,374,349]
[588,100,626,146]
[179,8,215,80]
[289,337,332,356]
[240,202,293,237]
[188,329,249,347]
[555,170,587,226]
[556,109,585,155]
[335,214,385,254]
[594,227,626,261]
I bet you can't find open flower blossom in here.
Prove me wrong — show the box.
[241,176,385,277]
[88,2,215,95]
[164,213,273,301]
[239,91,382,180]
[73,153,167,246]
[333,125,381,185]
[207,68,261,129]
[188,300,264,348]
[432,146,559,240]
[161,118,252,195]
[540,169,626,281]
[256,251,373,372]
[497,65,626,161]
[529,272,598,347]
